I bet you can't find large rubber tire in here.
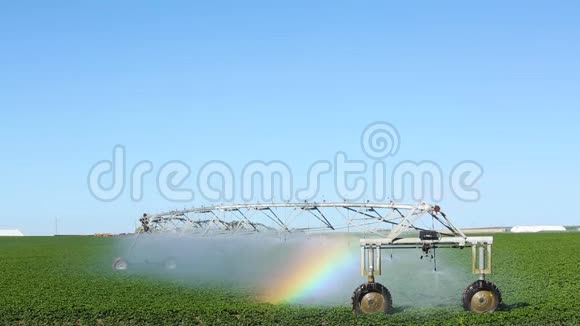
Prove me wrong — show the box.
[352,282,393,314]
[113,257,129,271]
[463,280,502,313]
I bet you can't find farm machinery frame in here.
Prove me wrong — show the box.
[114,202,502,314]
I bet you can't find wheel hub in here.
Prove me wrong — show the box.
[114,260,128,270]
[470,290,496,313]
[165,260,177,270]
[360,292,385,314]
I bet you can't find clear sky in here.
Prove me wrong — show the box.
[1,1,579,235]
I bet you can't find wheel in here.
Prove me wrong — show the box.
[113,257,129,271]
[163,257,178,271]
[463,280,502,313]
[352,282,393,314]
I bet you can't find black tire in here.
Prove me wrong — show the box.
[113,257,129,271]
[352,282,393,315]
[463,280,502,313]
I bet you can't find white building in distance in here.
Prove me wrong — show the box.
[0,229,24,236]
[510,226,566,233]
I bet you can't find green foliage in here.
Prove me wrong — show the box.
[0,233,579,325]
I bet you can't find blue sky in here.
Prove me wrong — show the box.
[0,1,579,235]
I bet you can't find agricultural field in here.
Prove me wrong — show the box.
[0,233,579,325]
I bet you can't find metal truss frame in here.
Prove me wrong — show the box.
[136,202,493,279]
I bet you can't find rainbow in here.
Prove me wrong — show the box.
[262,238,358,304]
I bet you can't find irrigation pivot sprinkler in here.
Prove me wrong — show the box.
[357,204,501,314]
[115,202,502,314]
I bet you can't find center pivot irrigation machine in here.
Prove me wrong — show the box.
[114,202,502,314]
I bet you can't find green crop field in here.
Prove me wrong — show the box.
[1,233,579,325]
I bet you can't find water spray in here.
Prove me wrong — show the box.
[113,202,503,314]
